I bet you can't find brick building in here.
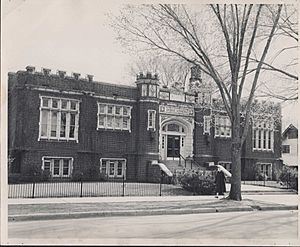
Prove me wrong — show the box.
[8,66,283,182]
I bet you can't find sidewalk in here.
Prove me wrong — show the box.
[8,184,298,222]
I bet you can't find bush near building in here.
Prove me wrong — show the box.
[8,165,50,184]
[279,166,298,191]
[178,171,216,195]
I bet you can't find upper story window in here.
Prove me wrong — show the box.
[252,119,274,151]
[147,110,156,131]
[196,92,211,105]
[214,115,231,138]
[141,84,148,97]
[149,84,157,97]
[203,116,211,135]
[282,145,290,153]
[97,103,132,131]
[39,96,80,141]
[288,130,298,139]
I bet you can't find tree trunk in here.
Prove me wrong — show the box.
[229,116,242,201]
[229,141,242,201]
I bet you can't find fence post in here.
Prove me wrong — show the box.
[32,172,36,198]
[80,177,83,197]
[32,182,35,198]
[159,171,163,196]
[122,175,125,197]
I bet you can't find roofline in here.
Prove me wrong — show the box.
[282,123,298,137]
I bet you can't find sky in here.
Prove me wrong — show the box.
[2,0,299,130]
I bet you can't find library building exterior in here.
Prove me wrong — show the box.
[8,66,283,182]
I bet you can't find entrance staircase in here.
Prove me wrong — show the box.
[161,156,203,176]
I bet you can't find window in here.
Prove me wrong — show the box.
[97,103,132,131]
[181,137,185,147]
[147,110,156,131]
[100,158,126,178]
[252,119,274,151]
[149,85,157,97]
[141,84,148,96]
[42,157,73,178]
[288,130,298,139]
[39,96,80,141]
[214,115,231,138]
[258,163,272,179]
[168,123,180,132]
[203,116,211,134]
[196,92,211,105]
[282,145,290,153]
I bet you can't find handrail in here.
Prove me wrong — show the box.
[175,151,203,170]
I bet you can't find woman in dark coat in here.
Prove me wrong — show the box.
[215,167,226,198]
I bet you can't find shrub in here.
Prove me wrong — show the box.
[279,166,298,191]
[178,171,216,195]
[9,165,50,183]
[71,166,106,182]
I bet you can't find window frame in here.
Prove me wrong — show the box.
[97,103,132,132]
[282,145,290,154]
[214,115,231,138]
[42,156,73,178]
[252,118,274,152]
[203,116,211,135]
[147,109,156,131]
[141,84,148,97]
[100,158,126,179]
[38,96,80,142]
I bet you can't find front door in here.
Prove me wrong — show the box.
[167,135,180,157]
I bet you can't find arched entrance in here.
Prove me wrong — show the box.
[160,118,193,160]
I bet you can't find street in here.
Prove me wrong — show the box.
[8,210,297,240]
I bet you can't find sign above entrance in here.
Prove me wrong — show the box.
[159,102,194,117]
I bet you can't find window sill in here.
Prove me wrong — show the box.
[39,138,78,143]
[214,136,231,139]
[252,149,274,152]
[97,128,131,132]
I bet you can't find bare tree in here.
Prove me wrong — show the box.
[250,5,298,101]
[128,55,191,90]
[111,4,282,200]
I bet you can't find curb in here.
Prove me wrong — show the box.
[8,205,297,222]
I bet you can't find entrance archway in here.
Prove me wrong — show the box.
[160,118,193,160]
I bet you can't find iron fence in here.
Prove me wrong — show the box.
[242,177,296,190]
[8,174,191,198]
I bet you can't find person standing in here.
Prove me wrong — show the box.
[215,167,226,198]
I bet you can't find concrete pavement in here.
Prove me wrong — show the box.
[8,191,298,222]
[8,211,298,240]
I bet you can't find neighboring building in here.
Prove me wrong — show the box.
[282,124,298,168]
[8,66,282,182]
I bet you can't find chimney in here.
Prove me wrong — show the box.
[42,68,51,76]
[72,72,81,80]
[26,66,35,73]
[87,74,94,82]
[57,70,66,78]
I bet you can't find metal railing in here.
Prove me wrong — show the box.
[242,173,296,190]
[8,174,189,199]
[177,152,203,170]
